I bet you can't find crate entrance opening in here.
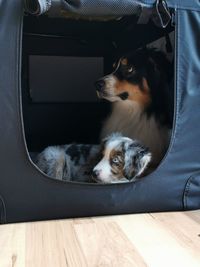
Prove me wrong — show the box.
[22,13,175,184]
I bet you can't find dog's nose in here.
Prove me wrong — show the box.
[95,80,105,92]
[92,169,100,179]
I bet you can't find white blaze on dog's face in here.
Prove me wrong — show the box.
[92,133,151,183]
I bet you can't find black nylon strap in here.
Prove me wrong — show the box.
[24,0,51,15]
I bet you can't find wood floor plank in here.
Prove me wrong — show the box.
[115,212,200,267]
[73,217,147,267]
[185,210,200,224]
[151,212,200,251]
[0,223,25,267]
[25,220,87,267]
[0,211,200,267]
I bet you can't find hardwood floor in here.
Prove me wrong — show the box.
[0,211,200,267]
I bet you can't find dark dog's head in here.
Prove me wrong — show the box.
[92,133,151,183]
[95,48,173,124]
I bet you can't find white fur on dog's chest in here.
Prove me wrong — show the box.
[101,101,169,165]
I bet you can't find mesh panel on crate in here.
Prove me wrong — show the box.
[61,0,141,15]
[25,0,142,16]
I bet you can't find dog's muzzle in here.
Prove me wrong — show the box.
[92,169,101,182]
[94,79,105,92]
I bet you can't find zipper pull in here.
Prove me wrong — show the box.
[171,11,176,27]
[156,0,171,28]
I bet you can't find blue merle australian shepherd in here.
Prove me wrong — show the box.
[36,133,151,183]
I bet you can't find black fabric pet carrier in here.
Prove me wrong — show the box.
[0,0,200,223]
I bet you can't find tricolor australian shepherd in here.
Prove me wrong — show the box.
[36,133,151,183]
[95,48,173,167]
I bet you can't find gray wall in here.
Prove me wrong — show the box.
[29,55,104,103]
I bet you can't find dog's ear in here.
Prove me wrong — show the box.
[124,143,151,181]
[147,50,172,87]
[135,149,152,177]
[147,56,161,88]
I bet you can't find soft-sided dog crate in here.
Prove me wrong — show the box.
[0,0,200,224]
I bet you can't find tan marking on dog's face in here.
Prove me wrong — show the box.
[100,146,125,180]
[93,139,127,183]
[109,149,125,179]
[114,78,151,106]
[121,57,128,66]
[113,57,128,70]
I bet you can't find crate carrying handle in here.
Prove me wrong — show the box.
[155,0,171,28]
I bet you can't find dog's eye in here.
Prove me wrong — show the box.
[112,157,119,164]
[127,66,134,73]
